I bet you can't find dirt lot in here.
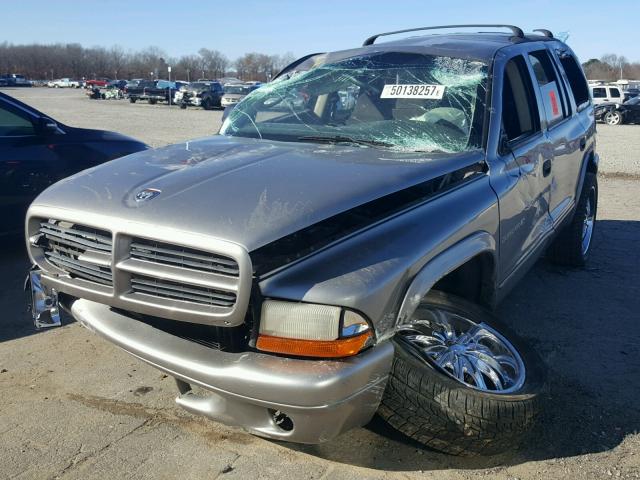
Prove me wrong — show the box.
[1,88,639,480]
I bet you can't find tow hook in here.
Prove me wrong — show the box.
[25,268,61,329]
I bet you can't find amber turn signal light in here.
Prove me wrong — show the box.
[256,331,372,358]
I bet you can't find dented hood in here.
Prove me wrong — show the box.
[32,135,482,251]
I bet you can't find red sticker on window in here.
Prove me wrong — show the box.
[549,90,559,116]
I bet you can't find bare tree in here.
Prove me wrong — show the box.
[0,41,309,83]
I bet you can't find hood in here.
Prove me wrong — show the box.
[65,126,146,145]
[32,135,482,252]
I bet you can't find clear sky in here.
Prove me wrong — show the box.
[3,0,638,62]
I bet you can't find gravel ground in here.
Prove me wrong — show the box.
[1,88,639,479]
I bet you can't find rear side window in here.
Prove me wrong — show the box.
[557,52,590,109]
[502,56,540,143]
[610,88,621,98]
[528,50,570,124]
[592,88,606,98]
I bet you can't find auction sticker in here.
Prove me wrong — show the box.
[381,84,445,99]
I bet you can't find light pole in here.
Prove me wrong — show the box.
[168,66,172,106]
[187,69,190,82]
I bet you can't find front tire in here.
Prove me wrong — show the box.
[378,291,545,456]
[547,172,598,266]
[604,110,623,125]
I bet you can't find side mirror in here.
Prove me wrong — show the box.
[38,117,60,136]
[499,132,511,156]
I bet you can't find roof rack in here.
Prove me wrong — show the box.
[362,24,525,46]
[533,29,554,38]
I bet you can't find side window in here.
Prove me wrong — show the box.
[592,88,606,98]
[528,50,570,124]
[0,104,35,137]
[502,56,541,143]
[557,52,590,109]
[610,88,621,98]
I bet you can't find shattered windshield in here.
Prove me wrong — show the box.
[220,52,488,153]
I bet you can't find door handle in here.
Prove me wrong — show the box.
[579,137,586,151]
[543,159,552,177]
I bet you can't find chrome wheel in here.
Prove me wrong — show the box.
[582,186,596,255]
[397,306,525,394]
[605,111,622,125]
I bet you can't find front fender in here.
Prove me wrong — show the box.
[395,231,496,327]
[259,175,499,340]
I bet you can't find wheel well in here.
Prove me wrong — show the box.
[432,253,495,308]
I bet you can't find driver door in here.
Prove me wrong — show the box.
[490,54,553,284]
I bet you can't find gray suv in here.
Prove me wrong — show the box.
[26,25,597,456]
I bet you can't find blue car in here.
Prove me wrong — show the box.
[0,92,147,236]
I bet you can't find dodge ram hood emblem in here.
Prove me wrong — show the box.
[135,188,162,202]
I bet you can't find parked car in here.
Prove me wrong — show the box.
[177,81,224,109]
[25,25,598,456]
[1,74,31,87]
[106,80,127,90]
[127,80,185,104]
[48,78,82,88]
[85,78,110,88]
[0,92,147,236]
[589,84,624,105]
[598,96,640,125]
[220,83,260,108]
[124,79,143,93]
[623,88,640,102]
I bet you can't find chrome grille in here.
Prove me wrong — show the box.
[28,209,252,326]
[130,238,239,277]
[39,221,113,286]
[130,274,237,308]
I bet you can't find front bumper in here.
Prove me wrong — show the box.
[69,298,394,443]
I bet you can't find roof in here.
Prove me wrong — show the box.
[359,32,556,62]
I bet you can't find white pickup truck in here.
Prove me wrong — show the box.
[47,78,82,88]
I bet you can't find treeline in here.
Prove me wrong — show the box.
[0,42,297,82]
[3,42,638,83]
[582,54,640,81]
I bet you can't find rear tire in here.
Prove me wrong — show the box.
[129,98,137,103]
[149,98,157,105]
[547,172,598,266]
[378,291,545,456]
[202,97,212,110]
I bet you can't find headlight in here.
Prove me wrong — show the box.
[256,300,373,358]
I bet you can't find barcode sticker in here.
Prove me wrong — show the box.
[381,84,445,99]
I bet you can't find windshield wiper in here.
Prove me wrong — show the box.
[298,135,394,148]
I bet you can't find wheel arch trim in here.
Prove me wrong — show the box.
[395,231,497,328]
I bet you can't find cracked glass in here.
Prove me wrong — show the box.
[220,52,488,153]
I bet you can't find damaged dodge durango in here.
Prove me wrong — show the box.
[26,25,598,455]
